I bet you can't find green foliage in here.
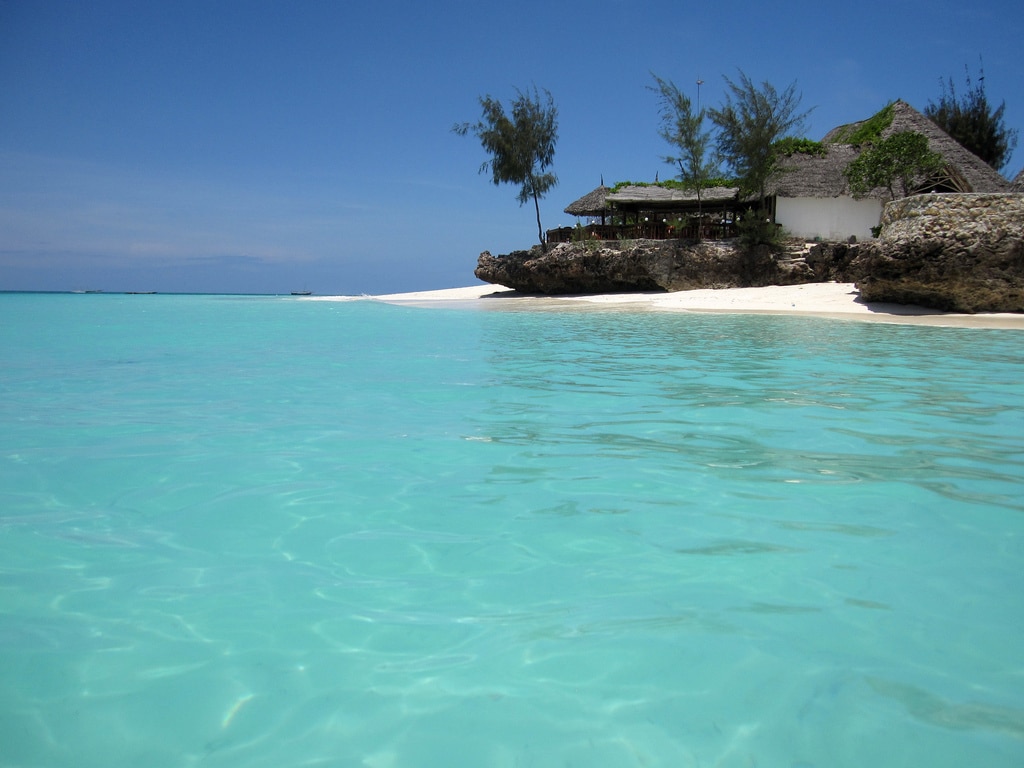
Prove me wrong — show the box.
[609,178,735,193]
[773,137,826,156]
[924,63,1018,171]
[453,86,559,248]
[844,131,945,200]
[571,223,602,249]
[737,208,784,249]
[649,73,721,236]
[708,70,813,201]
[829,103,895,145]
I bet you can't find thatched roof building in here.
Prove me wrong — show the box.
[771,100,1014,200]
[554,99,1017,243]
[766,144,880,199]
[563,183,741,220]
[605,184,740,208]
[563,185,611,217]
[551,183,742,242]
[822,100,1011,194]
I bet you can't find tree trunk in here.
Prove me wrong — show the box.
[696,187,704,241]
[532,190,546,251]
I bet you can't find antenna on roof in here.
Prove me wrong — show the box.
[600,174,604,186]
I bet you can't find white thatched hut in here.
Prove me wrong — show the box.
[766,145,886,241]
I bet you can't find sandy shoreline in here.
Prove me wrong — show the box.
[305,283,1024,329]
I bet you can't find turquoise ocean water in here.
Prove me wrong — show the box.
[1,293,1023,767]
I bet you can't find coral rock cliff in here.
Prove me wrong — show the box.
[474,193,1024,313]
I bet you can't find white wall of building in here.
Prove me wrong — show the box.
[776,196,883,241]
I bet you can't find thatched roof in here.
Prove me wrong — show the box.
[562,100,1014,215]
[605,184,740,206]
[822,100,1011,194]
[767,144,883,199]
[563,185,611,216]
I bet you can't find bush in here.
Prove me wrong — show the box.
[774,137,826,156]
[737,209,785,250]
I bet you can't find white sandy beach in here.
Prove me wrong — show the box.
[307,283,1024,329]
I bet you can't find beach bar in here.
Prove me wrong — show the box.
[549,183,742,243]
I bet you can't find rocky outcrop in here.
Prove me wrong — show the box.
[852,194,1024,313]
[475,242,662,294]
[475,239,837,295]
[475,193,1024,312]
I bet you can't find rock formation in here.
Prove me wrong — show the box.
[475,239,827,295]
[475,193,1024,313]
[852,193,1024,313]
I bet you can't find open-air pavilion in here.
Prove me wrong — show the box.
[550,184,742,243]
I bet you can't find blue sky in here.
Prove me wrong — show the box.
[2,0,1021,294]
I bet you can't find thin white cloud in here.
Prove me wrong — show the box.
[0,151,382,265]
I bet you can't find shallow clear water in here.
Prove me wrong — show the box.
[1,293,1023,767]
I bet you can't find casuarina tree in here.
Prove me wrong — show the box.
[924,63,1018,172]
[707,71,812,203]
[650,73,720,235]
[453,87,558,249]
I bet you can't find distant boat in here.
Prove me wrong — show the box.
[290,290,312,296]
[72,289,103,294]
